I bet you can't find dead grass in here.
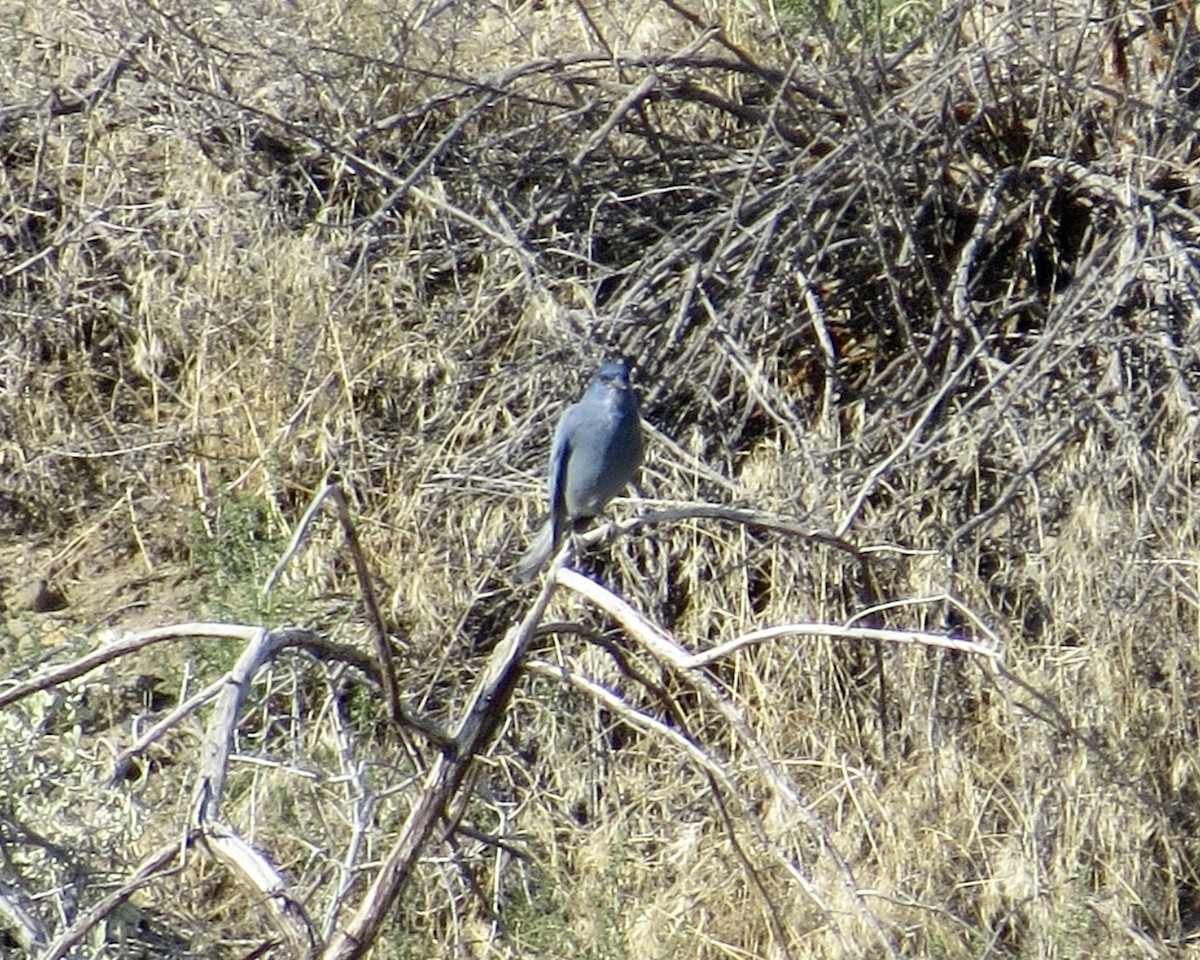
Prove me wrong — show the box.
[5,0,1200,957]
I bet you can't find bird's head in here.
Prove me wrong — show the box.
[594,361,632,391]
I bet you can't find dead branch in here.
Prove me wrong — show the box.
[201,824,317,959]
[328,478,403,724]
[0,881,46,954]
[107,672,226,784]
[688,622,1002,668]
[194,626,314,824]
[0,622,275,711]
[39,839,186,960]
[321,573,560,960]
[556,567,899,958]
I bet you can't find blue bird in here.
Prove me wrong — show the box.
[517,361,645,581]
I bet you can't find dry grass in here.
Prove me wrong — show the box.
[4,0,1200,956]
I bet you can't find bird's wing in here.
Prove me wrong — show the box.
[547,408,575,536]
[516,408,575,582]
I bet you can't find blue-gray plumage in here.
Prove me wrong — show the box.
[517,361,644,581]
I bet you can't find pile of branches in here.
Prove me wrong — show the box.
[5,1,1200,526]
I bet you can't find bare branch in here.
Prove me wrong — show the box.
[201,824,318,959]
[321,570,561,960]
[0,880,46,953]
[328,478,404,724]
[688,622,1002,669]
[40,840,186,960]
[0,623,267,711]
[557,567,899,958]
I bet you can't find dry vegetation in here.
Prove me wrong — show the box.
[5,0,1200,956]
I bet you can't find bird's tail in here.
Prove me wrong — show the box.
[515,518,559,581]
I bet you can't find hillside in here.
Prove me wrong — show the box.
[4,1,1200,957]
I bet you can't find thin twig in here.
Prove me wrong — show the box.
[263,477,338,596]
[40,839,187,960]
[0,622,266,711]
[688,622,1002,669]
[328,477,403,724]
